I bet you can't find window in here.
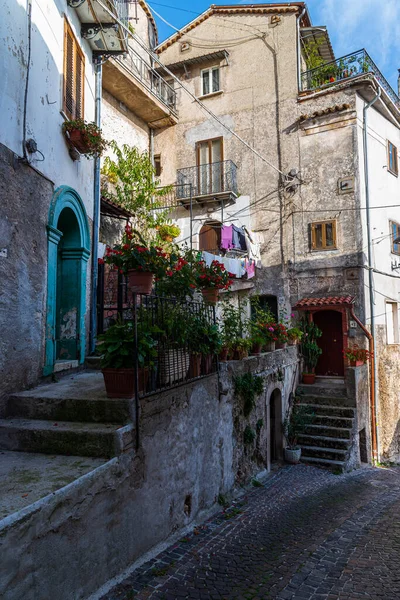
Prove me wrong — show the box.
[201,67,220,96]
[196,137,223,194]
[251,295,278,321]
[63,19,85,120]
[386,302,399,344]
[387,141,398,176]
[391,221,400,255]
[154,154,162,177]
[311,220,337,251]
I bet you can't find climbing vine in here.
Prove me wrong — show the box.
[234,373,264,417]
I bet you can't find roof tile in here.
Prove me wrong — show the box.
[293,296,355,309]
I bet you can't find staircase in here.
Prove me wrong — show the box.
[0,372,134,458]
[296,378,356,473]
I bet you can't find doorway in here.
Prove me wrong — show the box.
[313,310,344,376]
[270,389,283,462]
[196,137,223,195]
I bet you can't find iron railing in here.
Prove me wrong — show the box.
[115,40,177,111]
[301,49,400,109]
[177,160,238,200]
[97,266,218,397]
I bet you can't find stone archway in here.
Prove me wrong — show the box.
[44,187,90,375]
[270,388,283,462]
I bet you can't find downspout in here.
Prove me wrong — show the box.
[297,7,306,92]
[362,87,381,463]
[90,57,103,355]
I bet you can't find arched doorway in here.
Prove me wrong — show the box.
[313,310,344,376]
[44,187,90,375]
[270,389,283,462]
[199,221,221,254]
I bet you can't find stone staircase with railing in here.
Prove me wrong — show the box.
[296,378,357,473]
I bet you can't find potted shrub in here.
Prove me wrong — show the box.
[343,345,371,367]
[62,119,108,157]
[299,317,322,384]
[287,326,303,346]
[259,323,278,352]
[158,223,181,242]
[97,320,157,398]
[275,322,288,350]
[231,338,252,360]
[195,259,234,304]
[104,224,170,294]
[283,402,315,464]
[250,334,264,355]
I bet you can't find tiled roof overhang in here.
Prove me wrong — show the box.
[155,50,229,73]
[293,296,355,309]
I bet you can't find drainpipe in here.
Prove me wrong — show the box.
[362,87,381,463]
[90,56,103,355]
[297,7,306,92]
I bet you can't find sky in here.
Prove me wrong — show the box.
[147,0,400,93]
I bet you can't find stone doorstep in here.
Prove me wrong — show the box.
[298,403,355,418]
[300,456,346,472]
[297,384,348,399]
[300,444,349,462]
[0,418,134,459]
[305,424,352,439]
[298,434,351,451]
[53,360,79,373]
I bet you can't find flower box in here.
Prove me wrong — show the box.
[127,269,154,295]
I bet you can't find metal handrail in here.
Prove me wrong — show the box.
[115,40,177,111]
[176,160,238,200]
[301,49,400,109]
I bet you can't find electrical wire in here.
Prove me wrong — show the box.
[22,0,33,162]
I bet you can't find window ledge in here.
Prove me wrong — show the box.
[310,248,339,253]
[198,90,224,100]
[388,168,398,178]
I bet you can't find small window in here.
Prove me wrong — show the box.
[154,154,162,177]
[391,221,400,255]
[311,220,337,251]
[63,19,85,120]
[386,302,399,344]
[388,141,398,176]
[201,67,220,96]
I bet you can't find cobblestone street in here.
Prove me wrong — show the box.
[102,465,400,600]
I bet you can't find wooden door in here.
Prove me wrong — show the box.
[199,223,220,253]
[196,138,223,194]
[313,310,344,376]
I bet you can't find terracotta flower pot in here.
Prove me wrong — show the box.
[276,341,287,350]
[161,234,174,242]
[127,269,154,294]
[189,353,202,378]
[219,347,229,362]
[201,288,219,305]
[302,373,316,385]
[350,360,364,367]
[201,353,213,375]
[67,128,90,154]
[102,367,148,398]
[251,342,263,355]
[263,341,275,353]
[233,348,248,361]
[288,339,298,346]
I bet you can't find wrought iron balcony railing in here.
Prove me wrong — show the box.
[301,49,400,109]
[176,160,238,201]
[115,41,177,111]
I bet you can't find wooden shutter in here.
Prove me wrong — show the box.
[63,19,85,120]
[199,224,220,253]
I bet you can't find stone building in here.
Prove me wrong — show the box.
[154,2,400,464]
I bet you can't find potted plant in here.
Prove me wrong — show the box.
[299,317,322,384]
[343,345,371,367]
[250,334,264,355]
[259,323,278,352]
[158,223,181,242]
[62,119,108,157]
[287,326,303,346]
[158,304,190,385]
[283,402,315,464]
[104,224,169,294]
[275,322,288,350]
[231,338,252,360]
[195,259,234,304]
[97,319,157,398]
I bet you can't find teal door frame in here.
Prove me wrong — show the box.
[44,186,90,376]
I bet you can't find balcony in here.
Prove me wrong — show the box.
[102,39,178,128]
[67,0,128,55]
[175,160,238,207]
[300,49,400,110]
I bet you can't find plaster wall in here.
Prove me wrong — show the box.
[0,349,299,600]
[0,0,96,218]
[101,90,150,156]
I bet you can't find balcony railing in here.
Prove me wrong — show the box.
[115,41,177,111]
[177,160,238,201]
[301,49,400,109]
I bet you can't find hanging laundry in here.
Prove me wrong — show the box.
[245,259,256,279]
[202,251,242,278]
[243,227,261,267]
[221,224,233,250]
[232,225,247,251]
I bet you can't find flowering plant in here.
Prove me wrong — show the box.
[259,322,279,343]
[156,249,198,298]
[62,119,108,157]
[275,322,288,343]
[195,260,234,290]
[287,327,303,342]
[343,345,371,364]
[102,224,169,276]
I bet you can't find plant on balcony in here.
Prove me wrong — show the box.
[157,222,181,242]
[299,317,322,384]
[231,337,252,361]
[103,224,170,294]
[157,303,190,385]
[187,313,222,376]
[155,247,199,299]
[275,322,289,349]
[343,345,371,367]
[195,259,234,304]
[219,299,249,360]
[97,319,158,398]
[62,119,108,157]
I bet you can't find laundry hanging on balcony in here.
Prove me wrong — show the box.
[202,251,255,280]
[243,227,261,267]
[232,225,247,251]
[221,224,233,250]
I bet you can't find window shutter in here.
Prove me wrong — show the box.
[75,50,84,119]
[64,23,75,119]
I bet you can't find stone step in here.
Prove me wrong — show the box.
[298,394,354,407]
[298,403,355,418]
[7,393,131,424]
[300,444,349,462]
[297,384,347,399]
[300,455,346,473]
[298,434,351,450]
[305,424,352,439]
[0,418,133,458]
[312,413,354,427]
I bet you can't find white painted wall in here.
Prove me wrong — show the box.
[356,94,400,330]
[0,0,96,217]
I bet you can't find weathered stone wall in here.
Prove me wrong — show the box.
[346,364,371,467]
[0,143,53,413]
[0,349,299,600]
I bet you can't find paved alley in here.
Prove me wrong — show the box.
[102,465,400,600]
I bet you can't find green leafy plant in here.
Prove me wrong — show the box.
[62,119,108,157]
[287,327,303,342]
[343,345,371,364]
[158,223,181,241]
[234,373,264,417]
[299,317,322,373]
[220,300,248,349]
[97,319,158,369]
[187,313,222,356]
[155,247,199,299]
[256,419,264,432]
[243,425,256,445]
[283,402,315,449]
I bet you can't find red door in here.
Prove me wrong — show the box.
[313,310,344,376]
